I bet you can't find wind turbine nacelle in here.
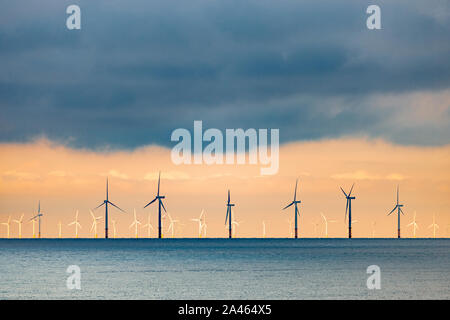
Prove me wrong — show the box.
[398,204,404,207]
[158,196,165,199]
[349,197,355,200]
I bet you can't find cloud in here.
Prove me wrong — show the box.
[0,0,449,148]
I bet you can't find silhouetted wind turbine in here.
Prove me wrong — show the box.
[30,201,43,238]
[428,214,439,238]
[2,216,11,238]
[320,212,336,238]
[143,172,167,239]
[224,190,235,238]
[129,209,141,238]
[407,211,419,238]
[283,179,301,238]
[93,178,126,239]
[90,210,102,238]
[13,214,24,239]
[387,185,404,238]
[340,184,355,238]
[68,210,82,238]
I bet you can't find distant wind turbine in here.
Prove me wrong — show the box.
[224,190,235,239]
[340,184,356,238]
[262,220,266,238]
[371,222,376,238]
[320,212,336,238]
[58,221,62,238]
[90,210,102,238]
[287,218,294,238]
[407,212,419,238]
[166,213,180,238]
[230,209,243,237]
[143,172,167,239]
[68,210,82,238]
[142,213,154,238]
[2,216,11,238]
[111,219,117,238]
[30,201,43,238]
[13,214,24,239]
[282,179,301,238]
[428,214,439,238]
[190,210,205,238]
[387,185,405,238]
[93,178,126,239]
[129,209,141,238]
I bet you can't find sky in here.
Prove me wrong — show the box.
[0,0,449,237]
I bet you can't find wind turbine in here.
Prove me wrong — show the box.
[166,213,180,238]
[428,214,439,238]
[320,212,336,238]
[407,212,419,238]
[190,210,204,238]
[371,222,376,238]
[262,220,266,238]
[143,172,167,239]
[111,220,117,238]
[13,214,24,239]
[201,212,207,238]
[287,218,294,238]
[387,185,404,238]
[68,210,82,238]
[93,178,126,239]
[231,219,242,237]
[58,221,62,238]
[142,213,154,238]
[90,210,102,238]
[340,184,356,238]
[2,216,11,238]
[129,209,141,238]
[30,201,43,238]
[282,179,301,238]
[224,190,235,239]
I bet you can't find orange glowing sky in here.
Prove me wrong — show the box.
[0,138,449,238]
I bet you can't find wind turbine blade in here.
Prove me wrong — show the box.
[93,202,105,210]
[400,208,405,215]
[283,202,294,210]
[108,201,126,213]
[143,197,157,208]
[340,187,348,198]
[228,190,230,203]
[68,221,75,226]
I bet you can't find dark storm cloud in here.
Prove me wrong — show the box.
[0,0,449,148]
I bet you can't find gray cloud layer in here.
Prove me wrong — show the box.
[0,0,449,148]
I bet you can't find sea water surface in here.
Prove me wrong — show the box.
[0,239,449,299]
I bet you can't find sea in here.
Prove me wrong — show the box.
[0,239,449,299]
